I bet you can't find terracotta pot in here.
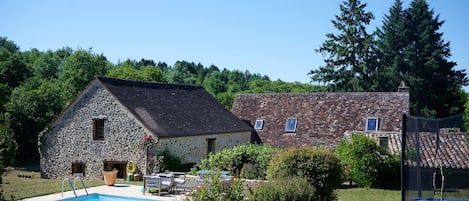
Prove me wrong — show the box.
[103,170,118,186]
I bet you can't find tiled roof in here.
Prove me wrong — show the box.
[403,132,469,169]
[350,131,469,170]
[232,92,409,148]
[96,76,252,137]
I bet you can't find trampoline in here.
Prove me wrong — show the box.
[401,113,469,201]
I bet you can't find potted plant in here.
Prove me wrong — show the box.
[103,169,118,186]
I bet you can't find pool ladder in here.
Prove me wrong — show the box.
[61,176,88,198]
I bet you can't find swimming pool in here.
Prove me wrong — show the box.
[59,193,161,201]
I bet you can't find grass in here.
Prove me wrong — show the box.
[2,169,468,201]
[1,169,143,200]
[337,188,400,201]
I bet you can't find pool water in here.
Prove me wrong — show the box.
[59,193,160,201]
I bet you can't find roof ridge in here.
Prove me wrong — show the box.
[236,91,406,96]
[96,76,203,88]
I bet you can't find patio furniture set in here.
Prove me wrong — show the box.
[143,171,234,196]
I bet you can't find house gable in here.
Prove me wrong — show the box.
[232,92,409,148]
[40,81,149,179]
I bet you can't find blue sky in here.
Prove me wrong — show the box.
[1,0,468,86]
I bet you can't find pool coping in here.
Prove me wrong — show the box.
[23,184,184,201]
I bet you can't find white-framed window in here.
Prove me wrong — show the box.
[366,117,379,132]
[285,118,298,133]
[254,119,264,130]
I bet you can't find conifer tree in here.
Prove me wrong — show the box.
[402,0,467,117]
[375,0,407,91]
[309,0,377,92]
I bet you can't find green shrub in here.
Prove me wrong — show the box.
[266,147,342,201]
[249,176,317,201]
[199,144,278,179]
[335,133,388,187]
[188,173,244,201]
[157,149,188,172]
[376,154,401,188]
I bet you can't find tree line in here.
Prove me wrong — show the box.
[0,0,467,167]
[0,38,321,162]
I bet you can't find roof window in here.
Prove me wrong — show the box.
[366,117,379,132]
[254,120,264,130]
[285,118,298,133]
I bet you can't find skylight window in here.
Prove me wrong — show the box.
[254,120,264,130]
[285,118,298,133]
[366,117,379,132]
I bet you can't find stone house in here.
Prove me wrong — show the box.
[40,76,252,180]
[231,87,410,148]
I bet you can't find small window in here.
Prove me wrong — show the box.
[285,118,298,133]
[207,138,216,156]
[254,120,264,130]
[72,162,85,176]
[366,117,379,132]
[93,119,105,140]
[378,137,389,149]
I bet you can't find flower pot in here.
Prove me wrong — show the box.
[103,170,118,186]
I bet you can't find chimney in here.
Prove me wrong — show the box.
[398,80,409,93]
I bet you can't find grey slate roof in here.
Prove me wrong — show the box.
[96,76,252,138]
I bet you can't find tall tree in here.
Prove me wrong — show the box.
[402,0,467,117]
[309,0,376,92]
[375,0,407,91]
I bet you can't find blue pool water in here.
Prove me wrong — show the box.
[59,193,160,201]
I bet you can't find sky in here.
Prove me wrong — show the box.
[1,0,469,86]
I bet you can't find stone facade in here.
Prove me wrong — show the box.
[156,131,251,165]
[40,82,149,180]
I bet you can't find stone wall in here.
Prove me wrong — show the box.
[155,131,251,165]
[40,81,252,179]
[40,82,149,180]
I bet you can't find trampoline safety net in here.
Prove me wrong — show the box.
[402,113,469,201]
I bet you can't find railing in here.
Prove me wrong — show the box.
[61,176,88,198]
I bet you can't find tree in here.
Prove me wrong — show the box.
[375,0,407,91]
[6,78,65,160]
[59,49,109,101]
[401,0,467,117]
[309,0,377,92]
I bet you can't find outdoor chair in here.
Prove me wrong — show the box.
[143,175,174,196]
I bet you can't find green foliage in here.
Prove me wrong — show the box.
[188,174,244,201]
[0,123,17,169]
[335,133,388,187]
[266,147,342,201]
[59,48,109,101]
[309,0,377,92]
[402,0,467,117]
[249,176,318,201]
[199,144,278,179]
[156,149,188,172]
[6,78,65,160]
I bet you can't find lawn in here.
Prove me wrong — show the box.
[1,169,143,200]
[2,169,467,201]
